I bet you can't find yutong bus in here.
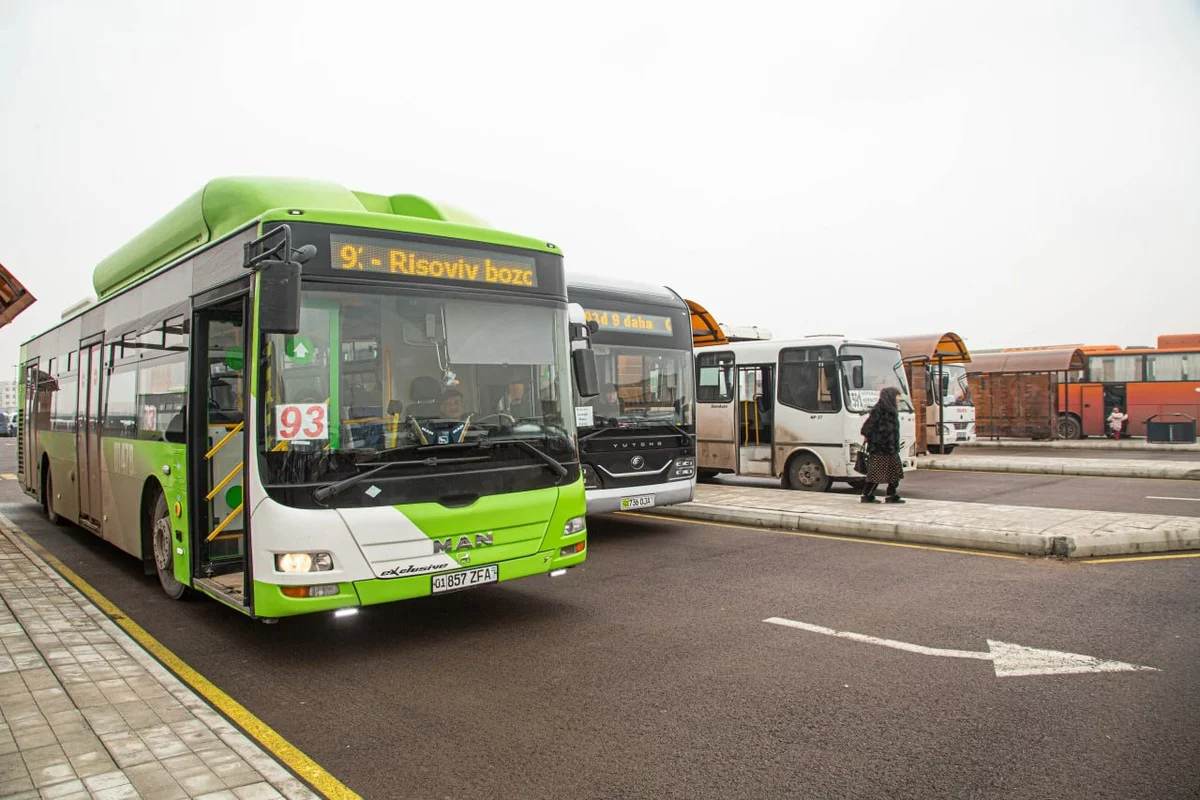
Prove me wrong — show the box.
[18,177,596,620]
[566,276,696,512]
[696,336,916,490]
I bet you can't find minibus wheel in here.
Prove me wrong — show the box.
[786,454,831,492]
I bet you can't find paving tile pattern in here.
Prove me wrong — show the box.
[0,521,319,800]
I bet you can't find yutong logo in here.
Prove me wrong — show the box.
[630,455,645,470]
[433,532,494,554]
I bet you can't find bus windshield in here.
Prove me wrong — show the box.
[586,343,694,428]
[259,284,577,505]
[931,363,973,407]
[840,345,913,413]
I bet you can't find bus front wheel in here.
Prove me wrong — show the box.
[149,491,191,601]
[786,454,831,492]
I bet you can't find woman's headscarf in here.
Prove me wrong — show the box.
[876,386,900,413]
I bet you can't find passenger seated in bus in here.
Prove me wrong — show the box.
[496,380,534,418]
[590,384,621,422]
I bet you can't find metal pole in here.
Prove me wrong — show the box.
[937,356,945,453]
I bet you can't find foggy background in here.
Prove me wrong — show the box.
[2,0,1198,380]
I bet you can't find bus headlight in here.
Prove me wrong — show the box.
[275,552,334,573]
[581,464,600,489]
[563,516,586,537]
[671,457,695,480]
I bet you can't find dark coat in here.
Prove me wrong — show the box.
[861,404,900,455]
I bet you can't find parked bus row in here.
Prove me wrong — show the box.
[11,176,961,623]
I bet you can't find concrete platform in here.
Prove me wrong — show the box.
[0,521,319,800]
[919,454,1200,480]
[964,438,1200,453]
[641,484,1200,558]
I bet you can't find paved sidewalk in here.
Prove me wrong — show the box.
[965,438,1200,453]
[919,454,1200,481]
[641,484,1200,558]
[0,522,320,800]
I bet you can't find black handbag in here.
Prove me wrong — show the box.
[854,443,869,474]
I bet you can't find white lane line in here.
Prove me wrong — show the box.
[1146,496,1200,502]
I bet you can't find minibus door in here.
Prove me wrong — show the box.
[737,365,774,476]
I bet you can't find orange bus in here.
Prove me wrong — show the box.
[1056,335,1200,439]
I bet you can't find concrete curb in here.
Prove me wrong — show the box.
[963,439,1200,453]
[642,501,1200,559]
[918,456,1200,481]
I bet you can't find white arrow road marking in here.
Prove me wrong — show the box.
[764,617,1158,678]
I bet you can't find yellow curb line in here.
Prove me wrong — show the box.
[4,525,360,800]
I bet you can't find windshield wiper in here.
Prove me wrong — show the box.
[613,415,693,440]
[312,455,490,503]
[483,438,568,478]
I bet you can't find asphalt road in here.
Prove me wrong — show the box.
[716,470,1200,517]
[955,446,1200,461]
[2,443,1198,799]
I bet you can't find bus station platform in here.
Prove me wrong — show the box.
[640,484,1200,559]
[918,453,1200,481]
[0,521,319,800]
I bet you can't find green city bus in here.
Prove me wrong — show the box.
[18,177,595,621]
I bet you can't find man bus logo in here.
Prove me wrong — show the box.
[432,532,494,554]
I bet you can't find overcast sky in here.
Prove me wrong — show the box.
[2,0,1198,380]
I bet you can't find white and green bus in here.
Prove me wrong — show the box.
[18,177,597,621]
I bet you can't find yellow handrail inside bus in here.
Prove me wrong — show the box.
[205,462,243,502]
[205,421,244,460]
[207,503,244,542]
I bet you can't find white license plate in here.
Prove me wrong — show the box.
[620,494,655,510]
[431,565,498,594]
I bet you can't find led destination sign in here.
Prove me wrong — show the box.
[331,234,538,289]
[584,309,674,337]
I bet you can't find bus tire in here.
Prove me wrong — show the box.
[941,445,955,455]
[786,454,831,492]
[147,488,191,601]
[697,469,719,483]
[42,458,64,527]
[927,445,942,455]
[1057,414,1082,440]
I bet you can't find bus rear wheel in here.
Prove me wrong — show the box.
[149,491,190,600]
[1057,415,1082,440]
[786,454,831,492]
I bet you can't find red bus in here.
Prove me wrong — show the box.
[1056,335,1200,439]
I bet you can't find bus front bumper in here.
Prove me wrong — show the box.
[251,544,587,619]
[585,479,695,515]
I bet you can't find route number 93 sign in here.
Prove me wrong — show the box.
[275,403,329,441]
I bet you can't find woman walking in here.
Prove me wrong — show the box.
[860,386,905,503]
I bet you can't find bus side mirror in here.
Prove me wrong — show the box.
[246,226,313,336]
[572,349,599,398]
[940,375,951,395]
[258,263,302,334]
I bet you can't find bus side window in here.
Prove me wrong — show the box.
[697,352,734,403]
[778,346,840,414]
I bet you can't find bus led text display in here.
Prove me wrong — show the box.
[584,308,674,337]
[331,234,538,288]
